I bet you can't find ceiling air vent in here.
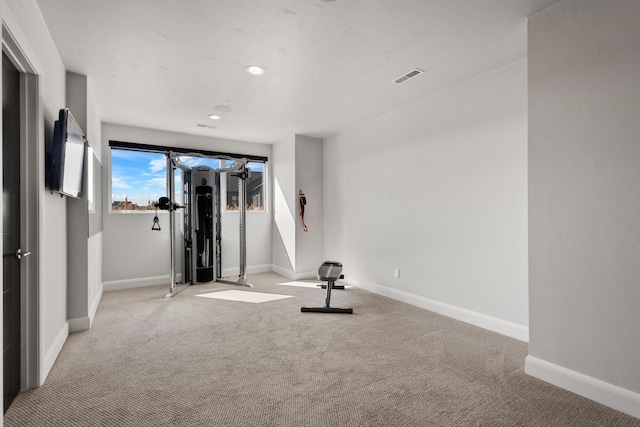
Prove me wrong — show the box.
[393,68,424,84]
[197,123,218,129]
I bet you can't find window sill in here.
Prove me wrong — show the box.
[222,210,268,214]
[109,210,169,215]
[109,210,268,215]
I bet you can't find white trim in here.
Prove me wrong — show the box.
[525,356,640,419]
[41,321,68,386]
[103,266,273,291]
[103,275,169,291]
[108,209,170,215]
[293,270,317,280]
[271,264,294,279]
[68,317,90,333]
[270,264,316,280]
[1,6,44,74]
[221,264,272,278]
[88,282,103,326]
[221,210,267,215]
[346,276,529,342]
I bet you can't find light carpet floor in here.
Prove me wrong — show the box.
[5,272,640,426]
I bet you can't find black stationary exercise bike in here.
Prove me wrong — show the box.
[301,261,353,314]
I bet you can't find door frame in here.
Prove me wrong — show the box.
[2,19,41,390]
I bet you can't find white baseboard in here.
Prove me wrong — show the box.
[68,317,90,333]
[67,284,105,333]
[103,275,170,291]
[271,264,294,279]
[271,264,316,280]
[221,264,273,278]
[88,283,104,327]
[249,264,273,274]
[346,276,529,342]
[104,267,273,291]
[525,356,640,419]
[41,321,69,386]
[293,270,317,280]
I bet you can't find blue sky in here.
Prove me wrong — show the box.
[111,149,263,206]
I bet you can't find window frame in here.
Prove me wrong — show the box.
[221,160,268,214]
[108,141,268,215]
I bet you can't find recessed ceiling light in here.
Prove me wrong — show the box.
[246,65,266,75]
[208,114,221,120]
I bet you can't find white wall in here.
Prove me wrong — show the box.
[2,0,69,384]
[65,72,88,328]
[527,0,640,418]
[295,135,324,274]
[324,59,529,339]
[271,137,296,275]
[272,135,325,279]
[66,72,102,331]
[101,123,272,287]
[86,81,103,320]
[1,1,4,419]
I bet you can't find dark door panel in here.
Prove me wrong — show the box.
[3,51,22,413]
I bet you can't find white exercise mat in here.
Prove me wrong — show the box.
[196,290,294,303]
[277,281,320,288]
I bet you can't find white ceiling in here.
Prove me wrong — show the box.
[36,0,561,145]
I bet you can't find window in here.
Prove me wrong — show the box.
[173,156,221,207]
[111,149,166,211]
[225,161,265,211]
[110,147,266,212]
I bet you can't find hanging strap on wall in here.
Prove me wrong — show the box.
[299,190,308,232]
[151,206,161,231]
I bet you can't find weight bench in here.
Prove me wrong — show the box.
[301,261,353,314]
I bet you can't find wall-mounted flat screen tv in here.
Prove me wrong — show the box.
[46,108,87,198]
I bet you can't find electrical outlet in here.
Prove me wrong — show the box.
[394,268,400,279]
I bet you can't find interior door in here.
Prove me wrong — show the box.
[3,51,22,413]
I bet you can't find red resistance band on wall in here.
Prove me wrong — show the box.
[299,191,308,232]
